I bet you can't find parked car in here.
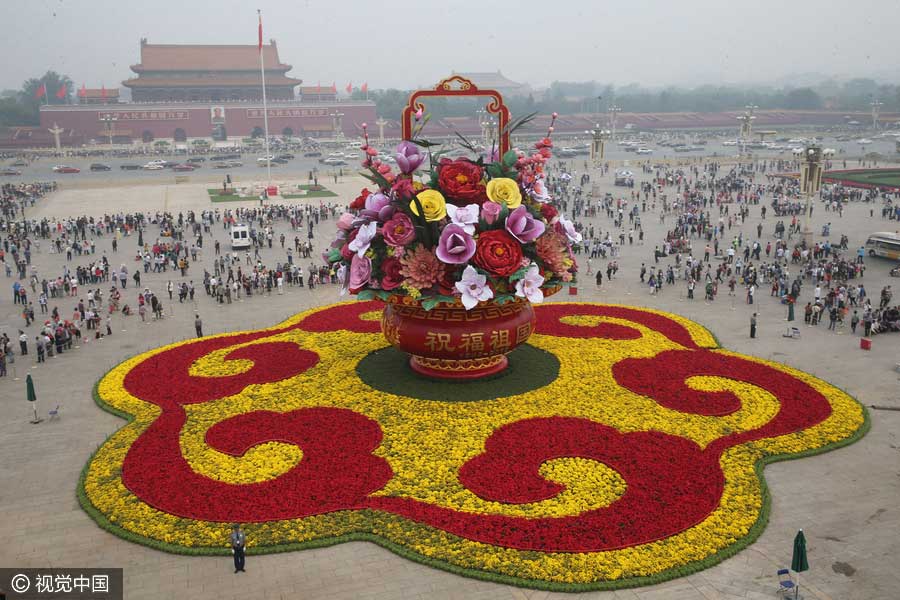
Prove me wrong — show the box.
[0,168,22,176]
[172,164,196,172]
[303,151,322,157]
[11,159,28,167]
[90,163,112,171]
[186,157,206,163]
[276,153,295,160]
[142,163,164,170]
[52,165,80,173]
[120,164,142,170]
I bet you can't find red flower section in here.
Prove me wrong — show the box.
[123,335,319,407]
[370,417,722,552]
[534,304,701,348]
[473,229,524,277]
[350,188,370,210]
[296,300,383,333]
[613,349,833,443]
[123,407,392,522]
[437,158,487,204]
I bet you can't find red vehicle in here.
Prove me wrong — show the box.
[172,164,196,172]
[52,165,80,173]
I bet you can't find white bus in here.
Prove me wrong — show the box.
[231,224,252,250]
[864,232,900,260]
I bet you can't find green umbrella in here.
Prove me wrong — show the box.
[26,374,41,424]
[791,529,808,598]
[26,374,36,402]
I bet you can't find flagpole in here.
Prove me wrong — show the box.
[258,9,272,187]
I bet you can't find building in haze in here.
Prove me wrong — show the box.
[450,71,532,97]
[122,38,302,102]
[35,38,375,145]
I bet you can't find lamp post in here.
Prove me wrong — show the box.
[100,113,117,147]
[608,104,621,141]
[331,111,345,141]
[737,104,757,155]
[587,124,610,163]
[799,144,824,248]
[375,117,388,146]
[870,99,883,131]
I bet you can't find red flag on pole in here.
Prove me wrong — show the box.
[331,82,337,93]
[361,82,368,93]
[258,12,263,51]
[346,82,352,94]
[78,84,86,98]
[101,85,107,100]
[55,84,67,99]
[34,83,46,99]
[317,81,321,93]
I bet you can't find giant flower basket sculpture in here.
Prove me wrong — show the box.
[326,77,578,379]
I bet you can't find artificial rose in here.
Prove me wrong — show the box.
[391,177,415,200]
[436,224,476,265]
[348,254,372,294]
[473,229,523,277]
[481,201,502,225]
[486,178,522,209]
[437,158,486,204]
[337,213,355,231]
[540,203,559,222]
[381,212,416,247]
[350,188,370,210]
[379,256,403,291]
[505,205,545,243]
[409,189,447,222]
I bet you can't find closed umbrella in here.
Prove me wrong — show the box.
[26,374,41,424]
[791,529,808,599]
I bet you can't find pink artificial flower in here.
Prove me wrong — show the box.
[481,201,502,225]
[348,254,372,294]
[505,205,545,243]
[381,212,416,247]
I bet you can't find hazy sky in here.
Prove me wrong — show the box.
[3,0,898,92]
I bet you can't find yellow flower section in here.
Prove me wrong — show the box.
[486,177,522,209]
[82,302,866,587]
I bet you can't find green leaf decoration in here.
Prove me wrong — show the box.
[502,149,518,167]
[356,290,375,301]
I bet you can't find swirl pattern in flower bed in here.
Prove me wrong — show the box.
[81,301,867,590]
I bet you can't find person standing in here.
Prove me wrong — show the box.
[19,330,28,356]
[750,313,757,339]
[230,524,246,573]
[195,314,203,338]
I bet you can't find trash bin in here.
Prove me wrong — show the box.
[860,337,871,350]
[266,185,279,197]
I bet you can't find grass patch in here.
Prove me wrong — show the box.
[825,169,900,188]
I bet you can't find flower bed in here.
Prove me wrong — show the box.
[80,301,867,591]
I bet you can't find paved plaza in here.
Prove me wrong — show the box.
[1,161,898,600]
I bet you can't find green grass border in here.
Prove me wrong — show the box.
[207,186,338,203]
[77,323,871,592]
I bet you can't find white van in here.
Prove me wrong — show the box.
[231,224,251,250]
[864,232,900,260]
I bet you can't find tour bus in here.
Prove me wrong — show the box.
[231,224,252,250]
[864,232,900,260]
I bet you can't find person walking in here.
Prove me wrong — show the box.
[750,313,757,339]
[230,524,246,573]
[195,314,203,338]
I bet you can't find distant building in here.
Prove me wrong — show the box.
[450,71,532,97]
[79,88,120,105]
[122,38,302,102]
[299,86,338,103]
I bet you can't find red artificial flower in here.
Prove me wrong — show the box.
[380,256,403,291]
[540,204,558,221]
[473,229,523,277]
[437,158,487,204]
[350,188,371,210]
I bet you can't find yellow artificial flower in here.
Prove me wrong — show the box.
[409,189,447,222]
[486,177,522,209]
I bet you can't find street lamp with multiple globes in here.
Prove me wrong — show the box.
[586,124,610,163]
[799,143,833,247]
[607,104,621,141]
[100,113,117,147]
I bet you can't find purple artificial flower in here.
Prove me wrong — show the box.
[505,205,545,243]
[365,192,390,213]
[481,201,502,225]
[348,221,378,257]
[556,216,583,244]
[436,223,476,265]
[455,265,493,310]
[445,203,480,235]
[348,254,372,294]
[395,141,425,174]
[515,264,545,303]
[361,192,395,222]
